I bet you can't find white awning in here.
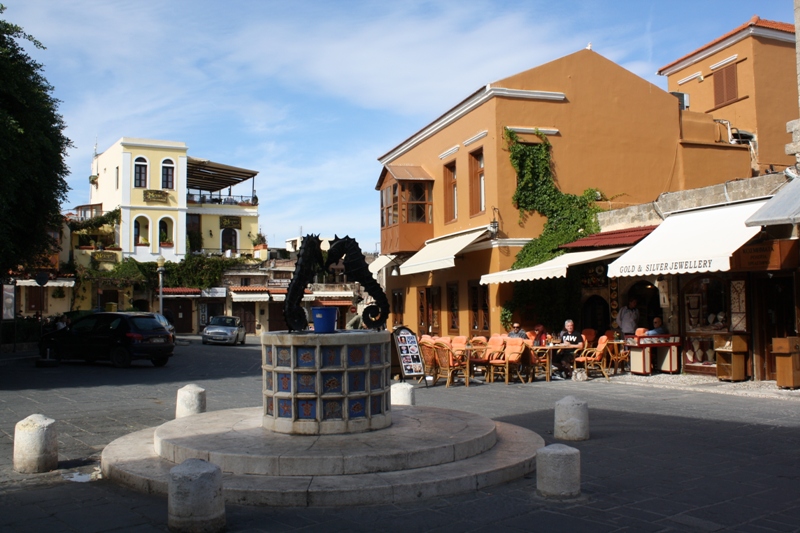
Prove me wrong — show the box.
[368,254,395,274]
[400,228,488,275]
[269,294,315,302]
[607,201,766,278]
[15,279,75,287]
[745,178,800,226]
[480,248,628,285]
[231,292,270,302]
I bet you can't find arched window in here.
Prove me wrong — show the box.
[161,158,174,189]
[221,228,237,252]
[134,220,140,243]
[134,157,148,188]
[133,216,150,245]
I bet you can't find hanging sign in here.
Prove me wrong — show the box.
[731,240,799,271]
[220,216,241,229]
[143,190,169,203]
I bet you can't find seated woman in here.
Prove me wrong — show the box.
[526,324,547,346]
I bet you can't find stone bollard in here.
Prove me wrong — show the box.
[168,459,225,533]
[554,395,589,441]
[536,443,581,499]
[13,414,58,473]
[390,382,415,405]
[176,384,206,419]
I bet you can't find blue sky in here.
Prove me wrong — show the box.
[7,1,795,253]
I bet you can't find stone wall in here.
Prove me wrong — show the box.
[598,173,789,231]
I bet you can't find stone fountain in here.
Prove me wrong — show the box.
[101,236,544,506]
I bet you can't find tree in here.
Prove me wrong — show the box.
[0,5,71,281]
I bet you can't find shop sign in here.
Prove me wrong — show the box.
[201,287,226,298]
[143,189,169,203]
[92,251,118,263]
[220,216,241,229]
[731,240,799,271]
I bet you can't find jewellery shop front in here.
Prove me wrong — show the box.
[608,200,798,380]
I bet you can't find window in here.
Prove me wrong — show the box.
[161,159,175,189]
[714,63,738,107]
[134,220,140,244]
[241,278,251,287]
[134,157,148,188]
[404,182,432,223]
[469,149,485,216]
[392,289,404,327]
[380,183,399,228]
[159,220,171,243]
[447,282,459,333]
[444,162,457,222]
[468,281,490,336]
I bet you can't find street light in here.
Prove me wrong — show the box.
[156,255,166,315]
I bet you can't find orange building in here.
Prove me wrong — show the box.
[376,49,753,337]
[658,16,797,174]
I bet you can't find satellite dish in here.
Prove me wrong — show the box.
[35,272,50,287]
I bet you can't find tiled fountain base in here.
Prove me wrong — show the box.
[102,405,544,506]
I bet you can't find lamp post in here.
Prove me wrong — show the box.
[156,256,166,315]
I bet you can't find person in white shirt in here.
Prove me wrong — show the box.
[618,298,639,335]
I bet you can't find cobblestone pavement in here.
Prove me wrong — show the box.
[1,340,800,532]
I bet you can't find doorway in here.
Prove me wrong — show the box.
[162,298,193,333]
[581,295,610,336]
[754,274,796,380]
[418,287,441,337]
[232,302,256,334]
[626,281,661,331]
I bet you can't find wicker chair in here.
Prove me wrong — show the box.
[574,335,610,381]
[433,340,468,387]
[489,337,527,384]
[417,340,439,385]
[480,336,506,383]
[582,328,597,348]
[467,336,489,379]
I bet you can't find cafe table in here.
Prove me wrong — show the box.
[527,343,573,382]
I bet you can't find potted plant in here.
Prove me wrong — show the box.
[160,231,174,248]
[251,233,267,250]
[137,238,149,247]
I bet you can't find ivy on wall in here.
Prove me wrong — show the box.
[75,255,245,291]
[501,128,603,329]
[67,208,121,232]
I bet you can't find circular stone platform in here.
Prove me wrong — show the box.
[102,405,544,507]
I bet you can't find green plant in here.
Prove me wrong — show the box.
[159,231,172,244]
[501,128,603,325]
[186,229,203,252]
[251,232,267,246]
[67,208,121,232]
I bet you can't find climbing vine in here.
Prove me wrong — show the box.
[501,128,603,329]
[67,208,121,232]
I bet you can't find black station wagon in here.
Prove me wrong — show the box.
[39,312,174,367]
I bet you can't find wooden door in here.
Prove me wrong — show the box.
[232,302,256,333]
[268,302,288,331]
[417,287,440,336]
[163,298,193,333]
[754,275,795,380]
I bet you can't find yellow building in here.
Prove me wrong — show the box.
[376,49,756,337]
[68,137,260,318]
[658,16,797,174]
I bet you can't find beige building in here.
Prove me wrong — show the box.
[658,16,797,174]
[376,49,756,337]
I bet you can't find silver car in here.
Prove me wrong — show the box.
[202,316,246,345]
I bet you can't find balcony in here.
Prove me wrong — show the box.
[186,193,257,206]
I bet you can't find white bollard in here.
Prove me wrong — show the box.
[13,414,58,473]
[391,382,415,405]
[176,384,206,419]
[536,443,581,499]
[554,395,589,441]
[168,459,225,533]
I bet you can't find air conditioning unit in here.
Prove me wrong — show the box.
[670,91,690,110]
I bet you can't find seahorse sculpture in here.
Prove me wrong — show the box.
[325,235,390,329]
[284,234,325,331]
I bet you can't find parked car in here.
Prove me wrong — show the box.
[38,312,174,367]
[152,312,176,343]
[202,316,246,345]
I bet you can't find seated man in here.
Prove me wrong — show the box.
[507,322,527,339]
[554,319,583,379]
[646,317,668,335]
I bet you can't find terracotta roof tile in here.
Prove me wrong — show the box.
[267,288,311,295]
[560,226,658,249]
[658,16,794,74]
[229,285,269,293]
[315,299,353,307]
[160,287,202,295]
